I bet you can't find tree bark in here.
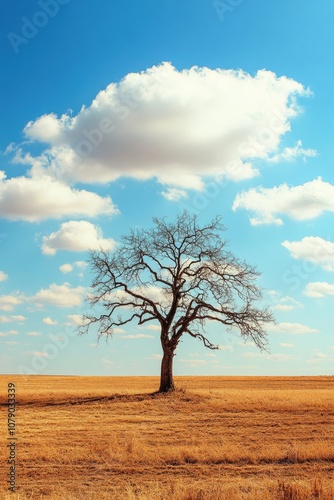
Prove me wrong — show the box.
[159,346,176,392]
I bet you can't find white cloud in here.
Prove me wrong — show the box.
[19,63,309,190]
[304,282,334,298]
[267,322,319,334]
[32,283,85,308]
[43,317,58,325]
[0,271,8,282]
[161,188,188,201]
[0,330,19,337]
[112,285,171,310]
[113,327,126,334]
[41,220,116,255]
[59,263,73,273]
[267,353,296,361]
[312,351,328,359]
[233,177,334,225]
[268,140,317,163]
[0,171,118,222]
[102,358,114,366]
[218,345,233,351]
[150,353,163,360]
[67,314,89,326]
[270,294,303,311]
[282,237,334,272]
[0,295,23,311]
[74,261,88,269]
[27,331,41,336]
[144,324,160,331]
[0,314,26,323]
[307,351,330,364]
[11,315,26,321]
[26,351,48,358]
[279,343,294,348]
[274,304,295,311]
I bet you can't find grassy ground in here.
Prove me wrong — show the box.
[0,375,333,499]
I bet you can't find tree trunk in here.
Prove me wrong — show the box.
[159,347,176,392]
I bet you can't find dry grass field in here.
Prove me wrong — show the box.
[0,375,333,499]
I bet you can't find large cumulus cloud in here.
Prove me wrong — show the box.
[21,62,310,190]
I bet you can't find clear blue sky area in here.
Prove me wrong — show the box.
[0,0,333,375]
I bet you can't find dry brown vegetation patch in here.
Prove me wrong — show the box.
[0,376,333,499]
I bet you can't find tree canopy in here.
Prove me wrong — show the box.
[82,211,274,392]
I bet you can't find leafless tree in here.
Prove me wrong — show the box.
[81,211,274,392]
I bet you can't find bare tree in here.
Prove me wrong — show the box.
[82,211,273,392]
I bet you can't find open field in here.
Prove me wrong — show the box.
[0,375,333,499]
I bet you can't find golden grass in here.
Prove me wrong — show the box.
[0,376,333,499]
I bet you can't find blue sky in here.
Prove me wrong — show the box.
[1,0,334,376]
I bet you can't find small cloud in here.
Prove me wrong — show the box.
[102,358,114,365]
[268,140,317,163]
[161,188,188,201]
[41,220,115,255]
[312,351,328,359]
[0,172,118,222]
[307,351,330,364]
[67,314,89,326]
[0,330,19,337]
[32,283,85,308]
[0,294,23,311]
[279,343,294,348]
[11,315,26,322]
[218,345,233,351]
[233,178,334,225]
[304,281,334,298]
[145,324,161,331]
[27,331,42,336]
[205,353,217,357]
[0,271,8,282]
[283,237,334,273]
[266,353,296,361]
[113,327,126,334]
[267,322,319,335]
[272,295,303,310]
[43,317,58,325]
[274,304,295,311]
[26,351,48,358]
[74,261,88,269]
[6,341,18,345]
[150,353,163,360]
[59,264,73,274]
[1,314,26,323]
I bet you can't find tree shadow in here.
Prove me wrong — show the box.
[9,389,196,407]
[12,388,205,407]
